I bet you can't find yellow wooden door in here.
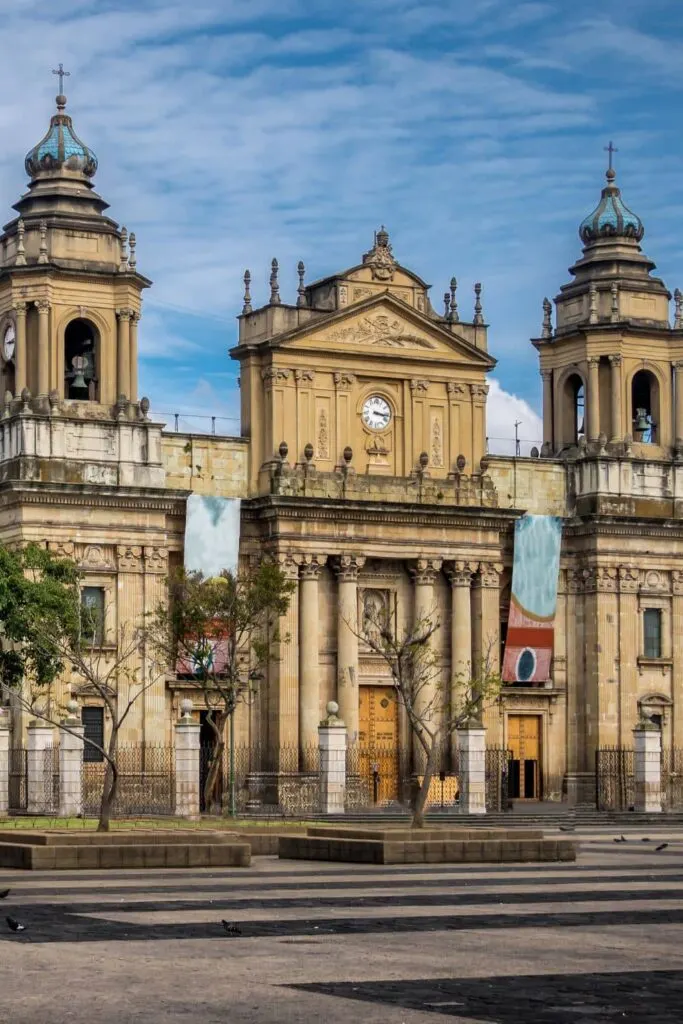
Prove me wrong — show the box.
[358,686,399,804]
[507,715,541,799]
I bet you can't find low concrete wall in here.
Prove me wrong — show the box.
[279,834,576,864]
[0,832,251,869]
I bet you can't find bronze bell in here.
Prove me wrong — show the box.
[70,355,89,396]
[634,407,650,433]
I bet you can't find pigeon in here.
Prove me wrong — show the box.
[559,826,575,832]
[6,916,24,932]
[613,835,627,843]
[641,838,651,843]
[0,889,10,900]
[222,920,242,936]
[655,843,669,852]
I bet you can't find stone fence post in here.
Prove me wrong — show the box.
[59,700,84,818]
[0,711,9,817]
[318,701,347,814]
[27,720,55,814]
[175,699,201,819]
[633,720,662,813]
[456,725,487,815]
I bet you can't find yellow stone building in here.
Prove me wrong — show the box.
[2,91,681,805]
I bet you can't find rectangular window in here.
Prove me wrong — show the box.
[82,706,104,763]
[81,587,105,646]
[643,608,662,659]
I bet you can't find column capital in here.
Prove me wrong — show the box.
[300,553,327,579]
[409,557,443,585]
[608,354,622,366]
[332,371,354,389]
[586,355,600,367]
[446,381,468,397]
[672,570,683,596]
[117,544,143,572]
[476,560,503,588]
[446,560,477,587]
[11,302,28,316]
[333,554,366,581]
[618,566,640,593]
[34,299,50,314]
[144,545,168,574]
[410,378,430,393]
[469,383,489,399]
[271,551,302,580]
[539,368,552,382]
[116,307,134,322]
[674,361,683,372]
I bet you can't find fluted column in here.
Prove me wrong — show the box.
[675,362,683,445]
[447,561,475,766]
[299,554,326,766]
[540,369,553,447]
[35,299,50,397]
[13,303,27,394]
[608,355,622,443]
[472,561,502,734]
[129,311,140,403]
[586,356,600,442]
[410,557,443,768]
[116,308,132,400]
[334,554,366,744]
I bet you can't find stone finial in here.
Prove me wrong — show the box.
[588,282,598,324]
[20,386,31,410]
[139,396,151,420]
[456,453,466,472]
[15,219,26,267]
[343,445,353,464]
[119,226,129,272]
[448,276,459,323]
[610,281,619,323]
[179,698,193,720]
[419,450,429,469]
[242,269,252,314]
[128,231,137,270]
[541,297,552,338]
[473,282,484,325]
[304,442,314,462]
[443,291,450,318]
[296,260,307,307]
[3,391,12,416]
[269,258,281,305]
[321,699,344,726]
[38,220,49,264]
[278,440,288,461]
[675,288,683,330]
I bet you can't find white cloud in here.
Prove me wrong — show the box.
[486,379,542,457]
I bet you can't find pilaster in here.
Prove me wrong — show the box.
[299,554,326,766]
[333,554,365,744]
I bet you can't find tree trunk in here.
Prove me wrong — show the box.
[411,737,441,829]
[97,732,119,832]
[203,712,227,814]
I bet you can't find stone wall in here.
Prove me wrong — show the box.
[162,433,249,497]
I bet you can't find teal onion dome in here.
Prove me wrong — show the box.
[579,167,644,245]
[24,94,97,179]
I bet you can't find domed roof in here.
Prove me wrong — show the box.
[579,165,644,245]
[24,94,97,180]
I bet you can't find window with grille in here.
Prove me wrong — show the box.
[81,587,105,646]
[643,608,662,659]
[82,706,104,762]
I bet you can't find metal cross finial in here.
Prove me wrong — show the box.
[604,141,618,172]
[52,63,70,94]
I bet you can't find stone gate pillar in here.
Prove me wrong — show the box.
[633,719,662,813]
[0,711,9,817]
[175,699,201,818]
[27,720,55,814]
[456,725,487,815]
[318,702,347,814]
[59,700,84,818]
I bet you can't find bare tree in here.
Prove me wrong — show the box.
[354,604,501,827]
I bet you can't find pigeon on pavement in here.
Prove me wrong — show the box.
[6,916,24,932]
[655,843,669,852]
[222,920,242,936]
[0,889,10,900]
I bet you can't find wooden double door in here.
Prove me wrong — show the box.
[508,715,542,800]
[358,685,399,804]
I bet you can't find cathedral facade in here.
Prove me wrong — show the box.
[1,90,681,804]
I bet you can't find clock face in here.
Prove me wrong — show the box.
[2,324,15,363]
[362,395,392,431]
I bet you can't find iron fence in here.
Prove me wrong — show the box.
[8,747,27,811]
[661,748,683,811]
[486,747,513,812]
[42,746,59,815]
[200,743,321,816]
[83,745,175,817]
[596,748,635,811]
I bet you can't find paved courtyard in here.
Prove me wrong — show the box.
[0,827,682,1023]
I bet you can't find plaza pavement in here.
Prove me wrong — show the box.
[0,825,682,1023]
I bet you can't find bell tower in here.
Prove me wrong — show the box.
[0,70,150,413]
[534,146,681,458]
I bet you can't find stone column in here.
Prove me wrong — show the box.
[447,561,474,768]
[13,302,27,395]
[334,554,365,745]
[318,701,347,814]
[299,555,326,767]
[58,701,84,818]
[633,720,662,813]
[0,713,9,817]
[27,721,55,814]
[540,369,553,447]
[456,725,486,814]
[586,356,600,442]
[175,699,201,819]
[675,362,683,445]
[472,561,502,733]
[609,355,623,443]
[116,308,131,400]
[270,553,301,752]
[410,557,443,768]
[35,299,50,397]
[129,312,140,403]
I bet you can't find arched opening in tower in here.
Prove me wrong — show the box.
[562,372,585,445]
[631,369,658,443]
[64,319,98,401]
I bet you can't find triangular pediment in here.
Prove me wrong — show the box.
[271,292,494,368]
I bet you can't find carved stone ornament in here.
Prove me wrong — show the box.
[583,566,618,593]
[144,546,168,574]
[410,557,443,585]
[566,568,584,594]
[365,432,391,457]
[618,566,640,593]
[117,545,143,572]
[49,541,75,559]
[361,588,390,636]
[261,367,290,390]
[333,554,366,581]
[478,561,503,588]
[316,408,329,460]
[327,314,433,350]
[447,381,468,397]
[299,554,327,579]
[270,552,302,580]
[79,544,115,570]
[431,415,443,467]
[361,227,397,282]
[352,286,373,302]
[333,371,356,389]
[410,378,430,393]
[294,369,315,385]
[673,570,683,596]
[470,383,489,399]
[641,569,669,593]
[447,560,477,588]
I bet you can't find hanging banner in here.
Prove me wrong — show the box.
[502,514,562,684]
[184,494,240,578]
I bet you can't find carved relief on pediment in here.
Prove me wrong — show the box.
[326,314,434,350]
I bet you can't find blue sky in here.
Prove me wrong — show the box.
[1,0,682,452]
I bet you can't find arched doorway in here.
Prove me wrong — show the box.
[64,318,99,400]
[631,370,659,443]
